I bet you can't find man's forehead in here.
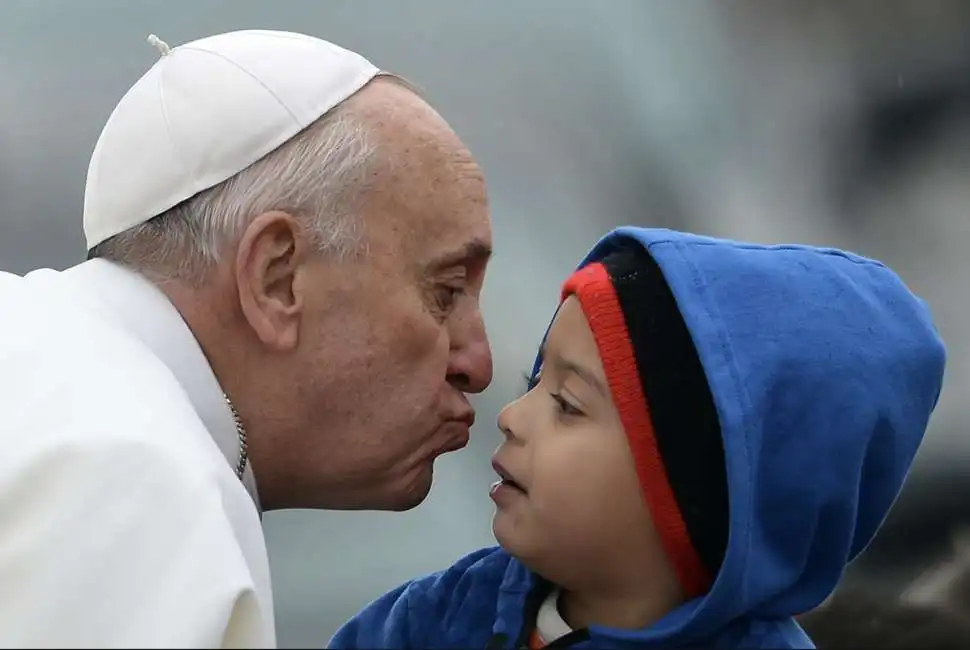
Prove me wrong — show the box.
[405,180,492,271]
[426,237,492,271]
[365,200,491,271]
[356,89,492,268]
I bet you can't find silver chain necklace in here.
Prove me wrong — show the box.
[225,394,249,480]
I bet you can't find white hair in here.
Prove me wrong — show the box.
[89,102,379,284]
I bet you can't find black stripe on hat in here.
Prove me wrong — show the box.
[600,243,729,579]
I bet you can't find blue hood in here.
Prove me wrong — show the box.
[533,227,946,645]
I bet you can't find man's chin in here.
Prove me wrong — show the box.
[389,461,436,510]
[338,462,435,512]
[377,477,433,512]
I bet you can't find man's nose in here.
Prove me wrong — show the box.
[447,311,493,393]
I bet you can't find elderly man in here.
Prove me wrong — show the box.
[0,30,492,647]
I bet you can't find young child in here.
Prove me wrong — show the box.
[329,227,946,649]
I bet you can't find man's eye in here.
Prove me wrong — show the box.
[435,285,463,311]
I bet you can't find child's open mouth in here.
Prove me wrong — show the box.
[490,459,527,496]
[500,478,524,492]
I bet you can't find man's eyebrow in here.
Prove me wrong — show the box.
[427,239,492,271]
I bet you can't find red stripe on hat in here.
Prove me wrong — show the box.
[561,262,710,597]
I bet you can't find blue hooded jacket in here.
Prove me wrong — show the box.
[330,227,946,649]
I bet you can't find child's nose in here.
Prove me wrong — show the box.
[497,403,515,441]
[497,395,530,443]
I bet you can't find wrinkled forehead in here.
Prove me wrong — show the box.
[365,130,491,269]
[345,81,486,247]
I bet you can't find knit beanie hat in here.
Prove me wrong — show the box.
[560,243,729,598]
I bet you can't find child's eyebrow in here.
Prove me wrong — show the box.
[559,358,608,397]
[542,344,608,398]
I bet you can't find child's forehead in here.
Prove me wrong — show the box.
[544,296,591,349]
[539,297,606,380]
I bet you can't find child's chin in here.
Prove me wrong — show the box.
[492,509,516,546]
[492,509,531,559]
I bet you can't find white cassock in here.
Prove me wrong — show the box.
[0,259,276,648]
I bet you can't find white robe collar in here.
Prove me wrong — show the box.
[66,259,262,512]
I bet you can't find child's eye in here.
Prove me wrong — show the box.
[551,393,584,417]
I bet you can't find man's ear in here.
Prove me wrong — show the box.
[234,211,309,352]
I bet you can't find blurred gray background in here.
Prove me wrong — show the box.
[2,2,970,646]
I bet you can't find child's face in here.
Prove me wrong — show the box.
[491,296,680,595]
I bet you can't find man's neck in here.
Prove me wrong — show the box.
[165,277,290,512]
[66,259,263,511]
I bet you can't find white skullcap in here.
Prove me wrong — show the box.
[83,29,381,250]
